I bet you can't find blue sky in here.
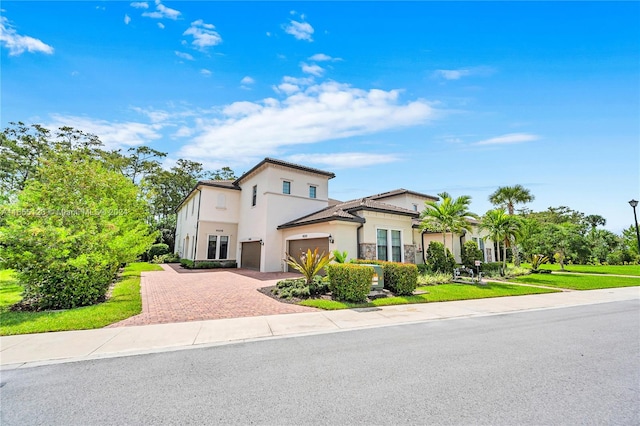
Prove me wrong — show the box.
[1,1,638,233]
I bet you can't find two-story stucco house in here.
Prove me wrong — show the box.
[175,158,494,272]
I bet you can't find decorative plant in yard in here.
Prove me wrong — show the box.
[285,248,334,294]
[530,254,549,273]
[332,250,349,263]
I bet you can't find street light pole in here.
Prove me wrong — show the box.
[629,199,640,254]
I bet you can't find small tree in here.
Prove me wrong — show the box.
[461,240,483,268]
[0,153,156,309]
[425,241,456,274]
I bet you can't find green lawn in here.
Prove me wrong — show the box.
[0,263,162,336]
[519,263,640,276]
[299,282,560,310]
[509,272,640,290]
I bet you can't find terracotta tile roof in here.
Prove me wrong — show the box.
[278,197,419,229]
[367,188,439,201]
[235,157,335,184]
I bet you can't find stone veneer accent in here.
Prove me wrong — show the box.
[404,245,416,264]
[359,243,376,260]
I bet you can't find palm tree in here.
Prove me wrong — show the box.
[479,209,523,269]
[420,192,478,258]
[488,185,534,265]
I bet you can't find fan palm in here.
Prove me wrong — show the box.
[420,192,478,257]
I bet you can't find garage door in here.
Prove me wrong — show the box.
[241,241,261,271]
[287,238,330,272]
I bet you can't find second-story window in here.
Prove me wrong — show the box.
[309,185,317,199]
[283,181,291,194]
[252,185,257,206]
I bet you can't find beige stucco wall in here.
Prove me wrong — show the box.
[236,163,330,272]
[359,211,415,263]
[194,221,239,262]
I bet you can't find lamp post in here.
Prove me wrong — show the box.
[629,199,640,254]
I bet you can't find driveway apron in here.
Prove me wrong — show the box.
[109,264,316,327]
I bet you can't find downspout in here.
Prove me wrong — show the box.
[356,223,364,259]
[192,187,202,261]
[421,231,427,264]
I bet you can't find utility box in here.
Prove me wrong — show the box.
[361,264,384,290]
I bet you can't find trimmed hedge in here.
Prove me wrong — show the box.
[350,259,418,295]
[180,259,238,269]
[481,262,504,276]
[326,264,374,303]
[148,243,170,258]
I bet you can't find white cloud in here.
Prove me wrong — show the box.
[301,63,324,76]
[283,20,314,41]
[46,114,164,150]
[309,53,341,62]
[286,152,400,168]
[178,81,435,162]
[0,16,54,56]
[175,50,194,60]
[130,2,149,9]
[433,66,496,80]
[241,76,255,85]
[201,69,212,76]
[183,20,222,50]
[157,22,165,29]
[474,133,540,146]
[142,1,181,20]
[124,14,131,25]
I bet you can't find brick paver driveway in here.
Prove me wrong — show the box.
[110,264,316,327]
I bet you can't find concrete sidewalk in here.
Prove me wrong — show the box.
[1,287,638,370]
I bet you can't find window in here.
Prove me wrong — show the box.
[377,229,388,261]
[377,229,402,262]
[191,198,195,215]
[391,230,402,262]
[252,185,257,206]
[283,181,291,194]
[207,235,229,260]
[309,185,317,199]
[412,204,418,212]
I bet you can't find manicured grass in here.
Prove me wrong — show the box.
[509,273,640,290]
[519,263,640,276]
[0,263,162,336]
[299,283,560,310]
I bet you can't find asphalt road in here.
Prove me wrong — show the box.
[2,300,639,425]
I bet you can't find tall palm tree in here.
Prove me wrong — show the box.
[479,209,522,269]
[488,185,534,265]
[420,192,478,258]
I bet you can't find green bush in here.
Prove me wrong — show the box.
[0,155,155,310]
[309,275,330,296]
[461,241,484,268]
[350,259,417,295]
[481,262,504,277]
[425,242,456,274]
[272,278,309,299]
[180,259,195,269]
[381,262,418,295]
[326,264,374,303]
[148,243,170,258]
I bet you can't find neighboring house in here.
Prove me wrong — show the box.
[175,158,494,272]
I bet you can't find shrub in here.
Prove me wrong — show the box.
[148,243,170,258]
[382,262,418,295]
[332,250,349,263]
[417,272,451,285]
[272,278,309,299]
[0,155,155,310]
[309,275,330,296]
[350,259,417,295]
[425,242,456,274]
[180,259,195,269]
[461,241,484,268]
[481,262,504,277]
[326,264,374,303]
[285,248,333,285]
[530,254,549,272]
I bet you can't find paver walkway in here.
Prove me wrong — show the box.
[109,265,315,327]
